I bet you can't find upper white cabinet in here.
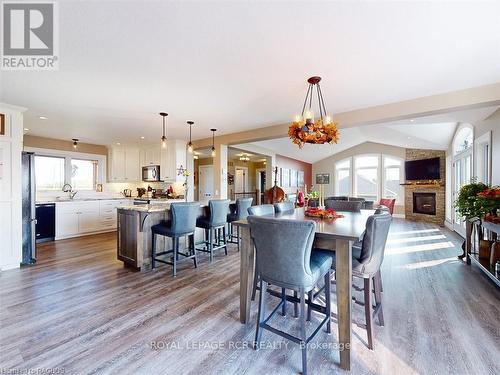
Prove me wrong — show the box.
[140,148,161,166]
[160,140,187,182]
[108,146,141,182]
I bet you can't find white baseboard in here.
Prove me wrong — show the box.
[0,263,21,271]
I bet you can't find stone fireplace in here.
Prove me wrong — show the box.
[413,192,436,215]
[404,149,445,226]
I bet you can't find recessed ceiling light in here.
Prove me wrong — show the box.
[407,136,411,139]
[24,128,30,131]
[39,116,47,120]
[140,136,145,139]
[116,142,121,145]
[410,119,414,122]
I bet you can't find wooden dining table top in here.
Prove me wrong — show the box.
[233,207,374,241]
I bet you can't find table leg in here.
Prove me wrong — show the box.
[239,226,255,324]
[335,238,352,370]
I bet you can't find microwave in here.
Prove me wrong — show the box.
[142,165,161,182]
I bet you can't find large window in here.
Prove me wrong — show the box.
[71,159,98,190]
[383,156,403,202]
[35,154,100,192]
[335,159,351,196]
[334,154,404,204]
[35,155,65,191]
[355,156,379,201]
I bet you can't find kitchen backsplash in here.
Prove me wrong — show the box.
[36,181,185,201]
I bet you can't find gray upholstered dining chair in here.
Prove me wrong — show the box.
[314,212,391,350]
[151,202,200,277]
[196,199,230,262]
[227,197,253,250]
[274,201,295,213]
[325,200,362,212]
[248,216,332,375]
[247,204,275,216]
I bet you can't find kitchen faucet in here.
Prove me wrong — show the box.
[62,183,78,199]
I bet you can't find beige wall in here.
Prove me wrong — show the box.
[24,135,108,155]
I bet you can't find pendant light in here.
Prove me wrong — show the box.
[210,128,217,157]
[289,76,339,148]
[187,121,194,153]
[72,138,79,149]
[159,112,168,148]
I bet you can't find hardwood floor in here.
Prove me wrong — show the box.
[1,219,499,374]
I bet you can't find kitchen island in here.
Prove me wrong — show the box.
[117,203,207,271]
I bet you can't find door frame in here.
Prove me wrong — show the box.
[198,165,214,201]
[452,148,473,238]
[234,166,249,194]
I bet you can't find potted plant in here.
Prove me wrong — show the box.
[454,180,490,220]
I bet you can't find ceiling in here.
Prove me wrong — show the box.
[246,106,499,163]
[1,1,499,146]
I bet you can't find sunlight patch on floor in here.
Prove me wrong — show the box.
[401,257,460,270]
[389,228,441,236]
[387,234,446,244]
[386,241,455,255]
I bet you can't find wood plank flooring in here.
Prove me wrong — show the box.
[1,219,499,374]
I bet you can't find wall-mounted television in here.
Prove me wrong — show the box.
[405,157,440,180]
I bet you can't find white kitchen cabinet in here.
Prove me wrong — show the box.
[55,200,129,239]
[0,141,12,198]
[108,146,141,182]
[56,211,79,237]
[160,140,187,182]
[141,148,161,166]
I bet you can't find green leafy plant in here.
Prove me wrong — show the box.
[454,179,490,219]
[306,190,319,199]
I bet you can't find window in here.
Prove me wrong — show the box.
[383,156,403,203]
[34,152,102,192]
[453,126,473,156]
[71,159,98,190]
[354,156,378,201]
[335,158,351,196]
[333,154,403,204]
[35,155,65,191]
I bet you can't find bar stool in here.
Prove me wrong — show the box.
[151,202,200,277]
[196,199,230,262]
[248,216,332,375]
[227,197,253,250]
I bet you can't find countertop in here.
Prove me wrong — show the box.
[36,197,134,204]
[118,204,171,213]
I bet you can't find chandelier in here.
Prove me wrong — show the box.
[239,154,250,162]
[288,76,339,148]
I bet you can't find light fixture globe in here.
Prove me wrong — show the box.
[289,76,339,148]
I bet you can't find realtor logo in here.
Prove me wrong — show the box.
[1,1,59,70]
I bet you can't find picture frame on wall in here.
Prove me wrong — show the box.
[316,173,330,185]
[281,168,290,187]
[298,171,305,187]
[0,114,4,135]
[290,169,297,187]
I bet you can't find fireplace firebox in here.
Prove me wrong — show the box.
[413,192,436,215]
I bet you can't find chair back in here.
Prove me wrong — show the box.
[248,216,316,289]
[348,197,366,202]
[375,206,391,215]
[358,213,392,275]
[379,198,396,215]
[208,199,230,227]
[274,201,295,213]
[325,200,362,212]
[248,204,275,216]
[170,202,200,234]
[235,197,253,220]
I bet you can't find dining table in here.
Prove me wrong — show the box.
[233,207,375,371]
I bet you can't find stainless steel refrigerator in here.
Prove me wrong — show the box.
[22,151,36,265]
